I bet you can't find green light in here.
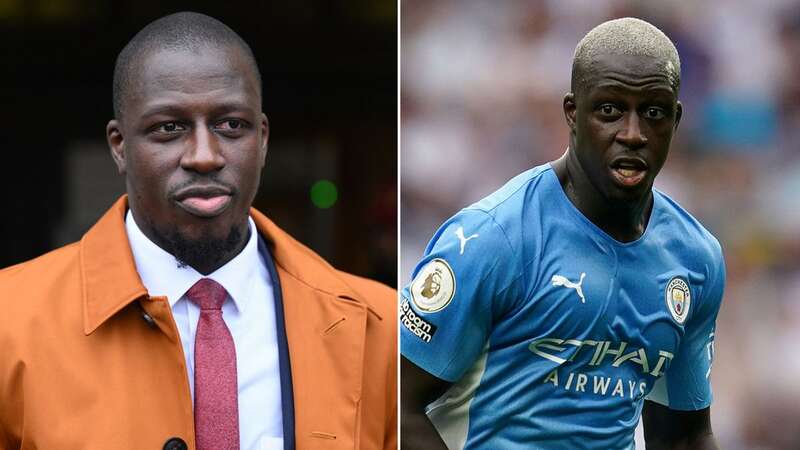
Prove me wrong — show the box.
[311,179,338,209]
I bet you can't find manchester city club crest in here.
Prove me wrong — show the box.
[410,258,456,313]
[665,277,691,324]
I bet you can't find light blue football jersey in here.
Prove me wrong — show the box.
[400,164,725,450]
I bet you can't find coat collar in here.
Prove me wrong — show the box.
[81,195,369,335]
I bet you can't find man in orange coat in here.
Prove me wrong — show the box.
[0,12,396,450]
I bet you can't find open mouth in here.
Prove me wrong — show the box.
[609,157,648,188]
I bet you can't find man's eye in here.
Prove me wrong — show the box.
[155,122,185,133]
[644,107,666,120]
[217,119,247,130]
[598,105,621,117]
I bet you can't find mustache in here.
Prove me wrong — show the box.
[168,176,238,198]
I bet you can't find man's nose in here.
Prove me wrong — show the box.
[180,126,225,173]
[615,113,648,149]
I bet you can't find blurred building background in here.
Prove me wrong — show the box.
[0,0,396,286]
[402,0,800,448]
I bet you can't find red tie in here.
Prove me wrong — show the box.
[186,278,240,450]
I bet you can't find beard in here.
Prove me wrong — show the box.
[149,220,245,273]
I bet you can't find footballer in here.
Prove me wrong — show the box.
[401,18,725,450]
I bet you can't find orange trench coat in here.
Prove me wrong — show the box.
[0,197,397,450]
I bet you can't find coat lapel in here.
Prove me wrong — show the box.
[251,209,371,449]
[257,237,296,450]
[81,196,148,335]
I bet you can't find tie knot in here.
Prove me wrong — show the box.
[185,278,228,310]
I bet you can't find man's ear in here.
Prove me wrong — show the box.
[107,119,126,174]
[564,92,577,131]
[674,100,683,131]
[259,113,269,169]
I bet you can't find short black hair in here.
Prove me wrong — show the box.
[112,11,262,120]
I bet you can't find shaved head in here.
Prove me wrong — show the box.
[571,17,680,96]
[112,11,262,120]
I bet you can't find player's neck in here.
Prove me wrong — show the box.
[552,152,653,243]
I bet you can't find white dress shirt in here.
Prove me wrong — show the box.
[125,211,284,450]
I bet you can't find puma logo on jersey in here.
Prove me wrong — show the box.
[454,226,479,255]
[551,272,586,303]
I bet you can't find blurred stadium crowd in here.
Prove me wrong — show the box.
[401,1,800,448]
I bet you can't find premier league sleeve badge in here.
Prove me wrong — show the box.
[410,258,456,313]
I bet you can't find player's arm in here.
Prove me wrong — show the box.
[401,356,452,450]
[642,401,718,450]
[644,240,726,450]
[400,209,520,450]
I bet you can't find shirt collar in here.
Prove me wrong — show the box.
[124,210,259,313]
[81,196,371,336]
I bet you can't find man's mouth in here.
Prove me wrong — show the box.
[609,158,648,188]
[174,186,233,218]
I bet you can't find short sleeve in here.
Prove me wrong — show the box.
[400,209,520,382]
[647,242,726,410]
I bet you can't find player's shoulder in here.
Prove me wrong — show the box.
[467,163,554,217]
[452,163,555,248]
[654,190,724,264]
